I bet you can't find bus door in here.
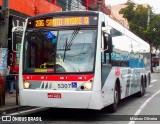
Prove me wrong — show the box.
[101,26,113,86]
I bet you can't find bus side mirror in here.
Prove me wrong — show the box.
[12,26,23,52]
[104,34,112,53]
[12,32,16,52]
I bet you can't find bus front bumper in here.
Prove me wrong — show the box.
[19,89,94,109]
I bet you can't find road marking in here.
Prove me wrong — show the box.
[149,85,153,88]
[151,79,157,83]
[128,90,160,124]
[8,107,46,116]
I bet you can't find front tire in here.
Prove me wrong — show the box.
[109,84,119,113]
[137,78,145,97]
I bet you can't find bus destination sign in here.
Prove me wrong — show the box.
[28,16,98,28]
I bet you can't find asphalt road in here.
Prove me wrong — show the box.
[2,73,160,124]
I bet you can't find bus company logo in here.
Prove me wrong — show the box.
[71,82,77,88]
[2,116,11,121]
[2,116,42,122]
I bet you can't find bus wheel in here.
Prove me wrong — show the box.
[137,78,145,97]
[109,84,119,113]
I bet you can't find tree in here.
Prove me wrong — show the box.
[119,1,135,22]
[119,0,160,49]
[146,15,160,49]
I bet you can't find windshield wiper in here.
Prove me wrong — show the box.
[66,28,79,50]
[62,27,79,61]
[63,38,68,62]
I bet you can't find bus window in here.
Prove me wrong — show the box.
[56,29,96,73]
[23,28,97,73]
[110,28,122,37]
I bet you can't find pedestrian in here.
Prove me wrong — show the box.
[8,63,15,94]
[6,65,10,92]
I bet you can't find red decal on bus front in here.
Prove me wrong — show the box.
[48,93,61,98]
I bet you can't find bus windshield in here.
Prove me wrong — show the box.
[23,28,97,74]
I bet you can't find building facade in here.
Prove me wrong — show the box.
[0,0,62,65]
[48,0,111,15]
[56,0,85,11]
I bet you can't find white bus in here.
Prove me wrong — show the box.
[19,11,151,112]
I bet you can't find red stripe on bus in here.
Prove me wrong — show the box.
[23,74,94,81]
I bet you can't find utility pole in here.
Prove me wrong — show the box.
[0,0,9,106]
[147,7,153,72]
[0,0,9,75]
[147,7,150,28]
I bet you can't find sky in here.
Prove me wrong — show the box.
[106,0,160,14]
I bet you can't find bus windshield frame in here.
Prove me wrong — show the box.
[23,26,97,74]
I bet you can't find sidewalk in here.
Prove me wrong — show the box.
[0,90,32,115]
[0,90,36,116]
[0,90,20,114]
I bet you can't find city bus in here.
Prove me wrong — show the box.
[19,11,151,112]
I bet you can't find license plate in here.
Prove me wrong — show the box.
[58,83,77,89]
[48,93,61,98]
[42,81,80,90]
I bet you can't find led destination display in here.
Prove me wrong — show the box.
[27,16,98,28]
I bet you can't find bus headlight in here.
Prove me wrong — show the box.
[23,81,30,89]
[76,79,93,91]
[84,82,92,90]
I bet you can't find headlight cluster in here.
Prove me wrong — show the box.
[23,80,30,89]
[76,79,93,91]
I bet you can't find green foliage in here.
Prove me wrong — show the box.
[146,15,160,49]
[119,0,160,49]
[119,1,135,22]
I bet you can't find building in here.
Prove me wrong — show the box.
[0,0,62,27]
[56,0,85,11]
[86,0,111,15]
[47,0,86,11]
[0,0,62,66]
[110,4,129,28]
[48,0,111,15]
